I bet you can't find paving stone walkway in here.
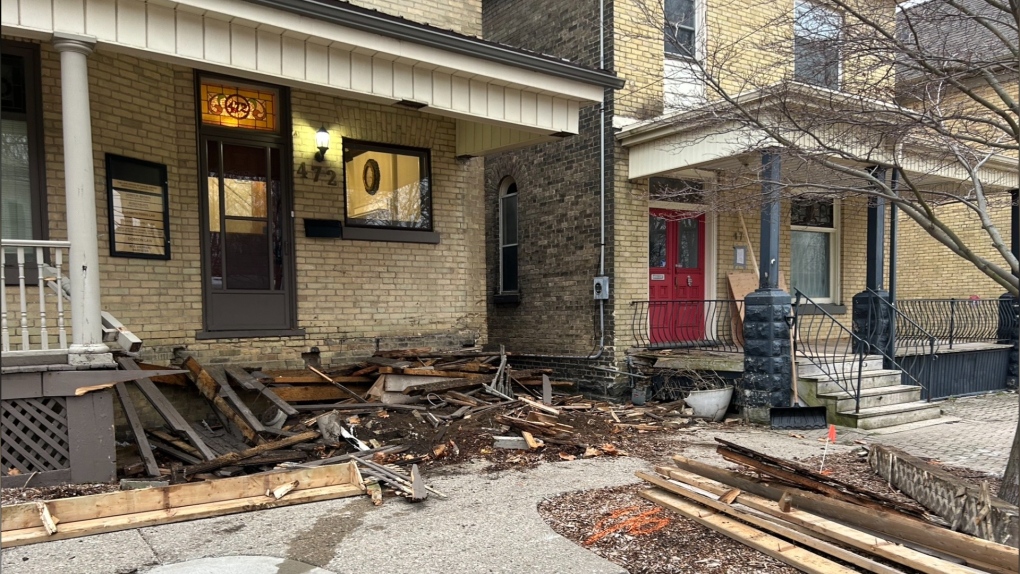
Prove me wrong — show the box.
[773,391,1018,476]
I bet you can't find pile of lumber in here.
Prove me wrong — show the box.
[637,440,1019,574]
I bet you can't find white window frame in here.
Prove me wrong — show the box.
[793,0,843,91]
[498,177,519,294]
[790,197,840,304]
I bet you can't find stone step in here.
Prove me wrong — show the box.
[802,369,903,395]
[795,356,885,378]
[817,384,922,412]
[831,401,942,430]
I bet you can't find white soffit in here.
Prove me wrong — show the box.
[2,0,603,135]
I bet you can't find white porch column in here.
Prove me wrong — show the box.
[53,34,112,366]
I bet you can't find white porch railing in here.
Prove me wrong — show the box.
[1,239,72,355]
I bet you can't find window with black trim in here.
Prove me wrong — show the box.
[794,0,842,90]
[499,177,519,294]
[664,0,697,58]
[343,141,431,231]
[791,196,840,303]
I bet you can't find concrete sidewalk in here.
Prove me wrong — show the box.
[2,391,1014,574]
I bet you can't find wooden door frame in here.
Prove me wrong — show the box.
[648,202,717,301]
[194,72,300,339]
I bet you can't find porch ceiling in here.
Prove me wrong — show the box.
[2,0,617,151]
[617,88,1018,191]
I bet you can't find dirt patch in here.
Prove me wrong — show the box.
[1,482,120,506]
[539,483,800,574]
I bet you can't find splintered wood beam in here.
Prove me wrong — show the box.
[1,463,364,547]
[182,430,320,477]
[639,488,858,574]
[207,366,265,433]
[636,472,905,574]
[183,357,261,445]
[113,382,160,478]
[118,358,217,461]
[224,366,298,417]
[671,456,1018,574]
[307,366,368,402]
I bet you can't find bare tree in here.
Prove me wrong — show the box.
[624,0,1018,294]
[624,0,1018,501]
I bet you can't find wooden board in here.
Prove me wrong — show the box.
[271,385,368,403]
[640,489,857,574]
[113,382,160,478]
[183,357,260,445]
[636,472,907,574]
[117,358,218,461]
[1,462,362,547]
[670,456,1018,574]
[224,366,297,416]
[655,467,991,574]
[206,366,265,434]
[2,483,363,547]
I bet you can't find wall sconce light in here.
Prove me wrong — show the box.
[314,126,330,162]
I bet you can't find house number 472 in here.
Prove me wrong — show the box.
[296,162,338,186]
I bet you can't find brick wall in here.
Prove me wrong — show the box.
[34,45,487,369]
[348,0,482,36]
[894,198,1013,300]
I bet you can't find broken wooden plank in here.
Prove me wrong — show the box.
[655,467,987,574]
[307,365,369,402]
[399,378,479,395]
[113,382,160,477]
[521,431,543,450]
[207,366,265,434]
[636,473,907,574]
[519,395,560,416]
[270,385,366,403]
[182,430,320,477]
[400,368,492,382]
[117,358,217,461]
[224,366,298,416]
[542,374,552,406]
[870,444,1018,547]
[409,464,427,502]
[716,438,928,519]
[639,488,858,574]
[1,463,364,547]
[365,357,414,368]
[182,357,261,445]
[671,455,1019,574]
[101,311,143,353]
[146,438,203,465]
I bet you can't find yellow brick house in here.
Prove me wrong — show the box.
[481,0,1017,424]
[0,0,623,373]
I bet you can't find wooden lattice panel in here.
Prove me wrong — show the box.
[1,397,71,474]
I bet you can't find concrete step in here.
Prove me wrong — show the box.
[817,384,922,412]
[795,356,885,378]
[831,401,942,430]
[802,369,903,396]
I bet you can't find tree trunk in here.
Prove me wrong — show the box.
[999,422,1020,505]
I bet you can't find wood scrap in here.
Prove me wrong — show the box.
[35,502,58,535]
[224,366,297,416]
[182,357,261,445]
[671,455,1018,574]
[113,382,160,478]
[308,365,368,402]
[266,480,299,500]
[183,430,320,477]
[409,464,427,502]
[0,463,364,548]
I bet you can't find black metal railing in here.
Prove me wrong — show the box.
[630,299,744,352]
[862,290,938,396]
[794,291,932,412]
[895,298,1018,348]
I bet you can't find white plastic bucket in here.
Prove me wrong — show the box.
[684,386,734,422]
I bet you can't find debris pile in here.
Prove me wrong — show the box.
[637,438,1019,574]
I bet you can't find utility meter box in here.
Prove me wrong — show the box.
[593,276,610,300]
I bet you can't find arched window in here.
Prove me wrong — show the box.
[499,177,519,293]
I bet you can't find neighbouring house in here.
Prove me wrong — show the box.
[480,0,1017,424]
[0,0,622,483]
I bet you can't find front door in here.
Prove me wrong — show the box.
[648,210,705,344]
[201,138,292,331]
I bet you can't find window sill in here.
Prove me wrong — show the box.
[196,328,306,340]
[794,303,846,316]
[343,226,440,244]
[493,293,521,306]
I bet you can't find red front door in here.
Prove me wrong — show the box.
[648,210,705,344]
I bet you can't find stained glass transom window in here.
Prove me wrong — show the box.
[200,80,278,132]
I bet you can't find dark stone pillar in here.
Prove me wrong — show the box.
[742,289,793,422]
[853,167,890,360]
[742,151,792,423]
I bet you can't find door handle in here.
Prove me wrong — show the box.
[687,275,693,287]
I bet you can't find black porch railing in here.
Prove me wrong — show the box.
[794,291,932,413]
[894,298,1018,348]
[630,300,744,352]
